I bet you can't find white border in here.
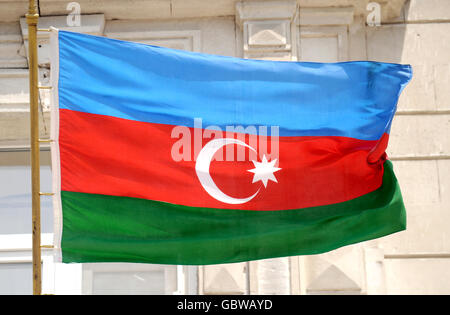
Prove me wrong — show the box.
[49,27,62,262]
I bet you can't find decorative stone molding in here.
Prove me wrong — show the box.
[201,263,247,295]
[298,7,354,26]
[298,25,348,62]
[302,245,366,295]
[236,0,298,60]
[236,0,298,26]
[106,30,202,52]
[295,7,354,62]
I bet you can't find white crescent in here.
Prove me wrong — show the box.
[195,138,260,204]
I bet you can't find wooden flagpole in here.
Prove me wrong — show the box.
[26,0,41,296]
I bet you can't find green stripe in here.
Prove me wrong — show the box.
[61,161,406,265]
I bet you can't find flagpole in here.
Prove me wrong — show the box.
[26,0,41,296]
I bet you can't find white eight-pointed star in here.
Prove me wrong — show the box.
[247,155,281,188]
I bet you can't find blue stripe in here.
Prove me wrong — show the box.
[57,31,412,140]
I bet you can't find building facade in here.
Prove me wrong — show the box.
[0,0,449,294]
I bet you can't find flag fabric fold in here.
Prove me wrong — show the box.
[50,30,412,264]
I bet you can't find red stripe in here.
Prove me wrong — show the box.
[59,109,386,210]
